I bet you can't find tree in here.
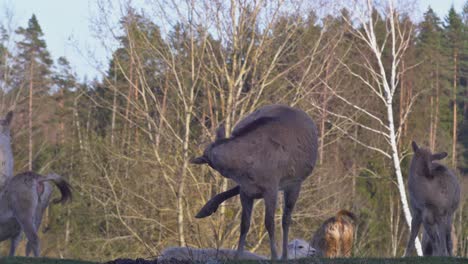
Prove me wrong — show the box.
[308,0,424,255]
[444,7,464,169]
[15,14,52,170]
[52,56,76,144]
[416,7,444,150]
[459,1,468,174]
[0,25,11,95]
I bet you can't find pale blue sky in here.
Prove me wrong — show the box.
[0,0,466,82]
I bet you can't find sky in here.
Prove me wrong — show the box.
[0,0,466,82]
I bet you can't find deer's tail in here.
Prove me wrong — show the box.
[39,173,72,204]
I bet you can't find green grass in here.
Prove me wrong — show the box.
[1,257,467,264]
[0,256,97,264]
[288,257,468,264]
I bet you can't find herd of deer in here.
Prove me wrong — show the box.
[0,104,461,260]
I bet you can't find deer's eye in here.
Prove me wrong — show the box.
[298,246,304,249]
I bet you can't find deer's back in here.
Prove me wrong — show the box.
[232,105,318,182]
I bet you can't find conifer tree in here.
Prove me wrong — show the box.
[460,1,468,174]
[52,56,76,144]
[15,14,52,170]
[444,7,463,169]
[417,7,444,149]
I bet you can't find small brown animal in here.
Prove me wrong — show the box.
[310,209,356,257]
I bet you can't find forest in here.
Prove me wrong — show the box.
[0,0,466,261]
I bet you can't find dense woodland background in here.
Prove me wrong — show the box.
[0,0,467,261]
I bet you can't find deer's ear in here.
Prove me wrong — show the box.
[215,123,226,141]
[431,152,447,161]
[411,141,419,153]
[190,156,208,164]
[5,111,13,126]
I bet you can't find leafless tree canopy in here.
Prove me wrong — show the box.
[0,0,466,260]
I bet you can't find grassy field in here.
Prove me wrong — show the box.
[0,257,97,264]
[1,257,467,264]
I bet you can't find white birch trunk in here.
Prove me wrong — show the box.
[386,101,422,255]
[353,0,423,255]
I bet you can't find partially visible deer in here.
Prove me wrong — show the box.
[404,141,460,256]
[0,111,72,257]
[0,172,71,256]
[0,111,13,191]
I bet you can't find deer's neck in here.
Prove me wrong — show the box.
[0,135,13,190]
[410,157,431,179]
[210,139,248,176]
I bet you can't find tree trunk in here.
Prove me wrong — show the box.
[74,96,83,151]
[452,50,457,168]
[399,61,406,150]
[433,63,440,149]
[429,94,434,149]
[429,68,434,149]
[319,61,330,166]
[386,101,423,256]
[177,110,193,247]
[28,60,34,170]
[111,65,117,147]
[59,88,65,144]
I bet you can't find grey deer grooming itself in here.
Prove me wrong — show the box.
[191,104,318,260]
[0,111,72,257]
[404,141,460,256]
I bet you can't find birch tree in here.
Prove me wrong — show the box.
[305,0,423,255]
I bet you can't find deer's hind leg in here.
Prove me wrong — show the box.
[11,188,40,256]
[281,184,301,260]
[264,189,279,260]
[9,230,22,256]
[236,190,254,259]
[17,212,40,257]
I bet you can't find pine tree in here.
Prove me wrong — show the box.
[444,7,464,169]
[417,7,444,149]
[458,1,468,174]
[52,56,76,144]
[0,25,10,94]
[15,14,53,170]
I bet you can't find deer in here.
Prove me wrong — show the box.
[0,111,72,257]
[404,141,460,256]
[191,104,318,260]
